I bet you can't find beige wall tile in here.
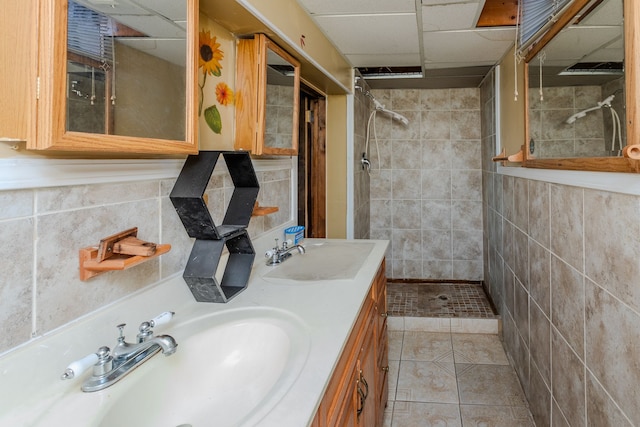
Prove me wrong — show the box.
[36,181,158,213]
[0,189,33,220]
[0,218,33,353]
[586,372,634,427]
[551,256,585,357]
[585,281,640,424]
[551,328,585,426]
[529,300,551,386]
[528,362,552,426]
[528,237,551,317]
[584,189,640,312]
[550,184,583,272]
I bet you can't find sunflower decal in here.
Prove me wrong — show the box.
[199,30,223,77]
[198,29,232,135]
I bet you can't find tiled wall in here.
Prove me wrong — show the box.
[481,69,640,426]
[353,76,372,239]
[369,88,483,280]
[0,164,292,355]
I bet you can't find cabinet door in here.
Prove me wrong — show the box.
[0,1,37,142]
[28,0,198,154]
[356,304,377,427]
[373,260,389,424]
[235,34,300,155]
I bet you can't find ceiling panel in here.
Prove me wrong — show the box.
[298,0,416,15]
[422,29,514,64]
[422,3,481,31]
[133,0,187,21]
[346,53,422,67]
[580,0,623,26]
[313,14,419,55]
[543,26,623,64]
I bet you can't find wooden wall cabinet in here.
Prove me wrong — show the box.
[235,34,300,156]
[0,0,198,155]
[312,260,388,426]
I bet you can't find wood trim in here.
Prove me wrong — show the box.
[311,98,327,237]
[524,157,638,172]
[234,36,260,152]
[256,36,301,156]
[624,0,638,150]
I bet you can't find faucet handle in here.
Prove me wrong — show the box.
[61,352,100,380]
[137,311,175,342]
[116,323,126,342]
[150,311,175,327]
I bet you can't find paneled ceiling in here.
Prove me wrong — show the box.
[296,0,517,88]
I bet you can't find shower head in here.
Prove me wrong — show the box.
[372,98,409,125]
[379,108,410,125]
[565,94,616,124]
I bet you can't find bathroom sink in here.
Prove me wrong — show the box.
[28,307,310,427]
[95,307,310,427]
[264,240,375,282]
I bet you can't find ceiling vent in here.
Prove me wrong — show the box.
[357,66,423,80]
[559,62,624,75]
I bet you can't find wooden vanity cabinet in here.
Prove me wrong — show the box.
[312,260,388,427]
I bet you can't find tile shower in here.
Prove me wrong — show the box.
[481,68,640,426]
[367,88,483,281]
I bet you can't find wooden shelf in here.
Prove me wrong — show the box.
[492,147,524,164]
[252,202,279,216]
[79,244,171,281]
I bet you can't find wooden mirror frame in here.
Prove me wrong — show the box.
[523,0,640,172]
[31,0,199,155]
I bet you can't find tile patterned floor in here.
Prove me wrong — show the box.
[387,282,497,318]
[384,331,535,427]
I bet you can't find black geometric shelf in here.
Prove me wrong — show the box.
[170,151,260,240]
[170,151,258,303]
[182,230,255,303]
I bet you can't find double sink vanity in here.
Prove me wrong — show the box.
[0,237,389,427]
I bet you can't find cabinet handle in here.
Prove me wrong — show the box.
[381,366,389,372]
[356,369,369,419]
[359,370,369,399]
[356,382,365,417]
[380,312,388,318]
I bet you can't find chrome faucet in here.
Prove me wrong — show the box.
[61,311,178,392]
[265,238,305,266]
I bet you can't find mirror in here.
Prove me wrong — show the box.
[526,0,624,160]
[264,47,299,153]
[521,0,640,171]
[67,0,188,141]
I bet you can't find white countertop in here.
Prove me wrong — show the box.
[0,237,388,427]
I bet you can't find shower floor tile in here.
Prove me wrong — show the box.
[387,282,497,318]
